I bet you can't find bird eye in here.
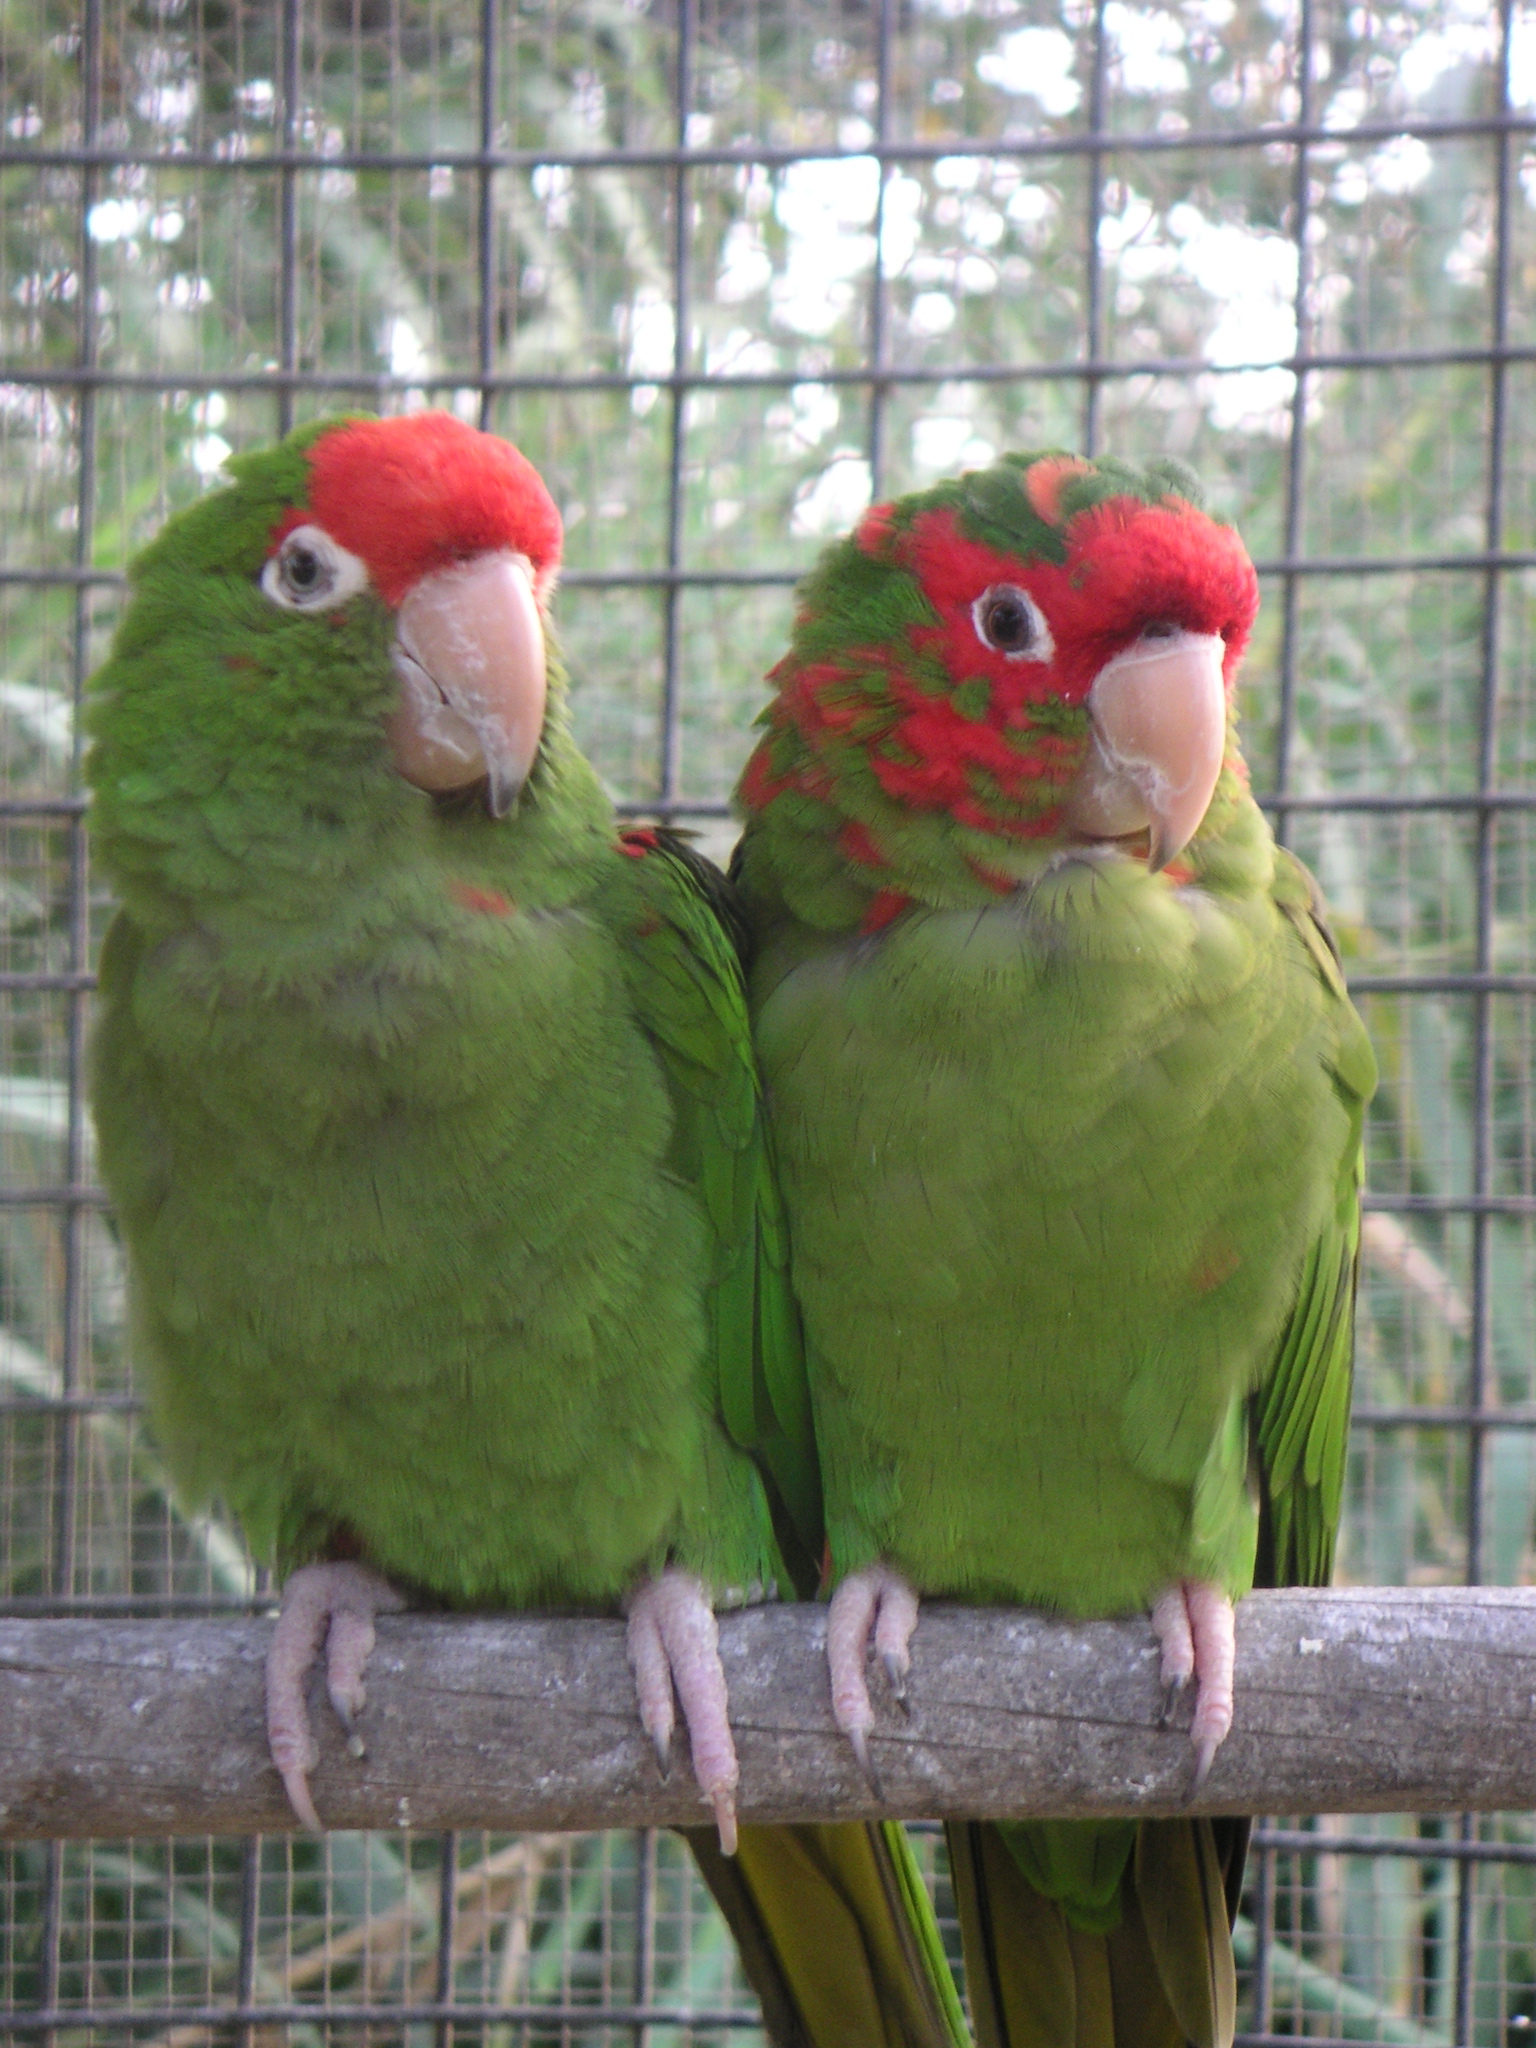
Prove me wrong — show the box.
[260,524,370,612]
[285,546,322,592]
[972,583,1053,662]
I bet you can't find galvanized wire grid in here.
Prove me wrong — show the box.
[0,0,1534,2037]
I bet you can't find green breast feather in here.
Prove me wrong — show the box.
[747,805,1373,1614]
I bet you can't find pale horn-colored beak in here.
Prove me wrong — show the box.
[1061,628,1227,871]
[383,550,547,818]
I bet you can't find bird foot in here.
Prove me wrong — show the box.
[626,1570,740,1855]
[266,1561,406,1832]
[1150,1579,1235,1787]
[826,1563,920,1796]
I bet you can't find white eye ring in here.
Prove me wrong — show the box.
[971,583,1054,662]
[260,524,371,612]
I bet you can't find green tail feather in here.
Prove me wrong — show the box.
[684,1822,970,2048]
[947,1819,1242,2048]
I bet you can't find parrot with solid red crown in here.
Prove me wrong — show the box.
[732,450,1377,2048]
[85,411,970,2048]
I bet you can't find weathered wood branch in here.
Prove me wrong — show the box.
[1,1589,1533,1841]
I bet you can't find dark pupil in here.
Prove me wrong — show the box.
[286,547,321,591]
[985,594,1031,650]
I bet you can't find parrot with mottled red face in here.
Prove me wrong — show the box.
[733,451,1376,2048]
[86,412,970,2048]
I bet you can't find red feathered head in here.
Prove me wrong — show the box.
[269,412,563,609]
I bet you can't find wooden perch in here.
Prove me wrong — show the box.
[2,1588,1534,1842]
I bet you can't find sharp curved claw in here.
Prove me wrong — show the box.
[268,1705,324,1834]
[277,1763,325,1836]
[848,1723,883,1799]
[712,1786,739,1858]
[625,1571,740,1851]
[329,1696,368,1758]
[826,1562,919,1789]
[265,1561,403,1832]
[1152,1578,1236,1783]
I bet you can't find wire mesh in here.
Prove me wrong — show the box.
[0,0,1533,2036]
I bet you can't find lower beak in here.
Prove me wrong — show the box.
[384,551,547,817]
[1061,630,1227,871]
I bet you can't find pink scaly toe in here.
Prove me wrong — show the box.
[1151,1584,1196,1703]
[625,1571,740,1854]
[826,1563,920,1793]
[265,1561,405,1831]
[1150,1578,1236,1787]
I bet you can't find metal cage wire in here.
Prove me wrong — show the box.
[0,0,1533,2036]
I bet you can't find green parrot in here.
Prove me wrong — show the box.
[85,411,968,2048]
[731,450,1378,2048]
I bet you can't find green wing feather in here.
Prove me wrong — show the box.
[1257,854,1376,1593]
[606,827,822,1585]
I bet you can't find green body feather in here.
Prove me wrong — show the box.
[734,452,1377,2048]
[742,803,1370,1614]
[86,420,964,2048]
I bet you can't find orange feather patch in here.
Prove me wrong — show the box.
[447,881,516,917]
[1024,453,1092,524]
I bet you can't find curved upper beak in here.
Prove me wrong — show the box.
[383,550,547,818]
[1061,629,1228,871]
